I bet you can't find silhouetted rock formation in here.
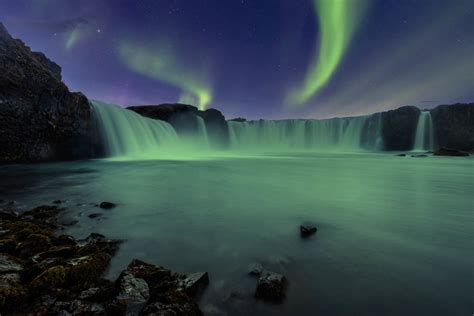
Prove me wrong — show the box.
[0,23,100,163]
[431,103,474,151]
[128,104,230,148]
[380,106,421,151]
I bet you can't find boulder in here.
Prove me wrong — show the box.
[0,23,100,163]
[300,224,317,238]
[180,272,209,297]
[99,202,116,209]
[247,263,264,276]
[117,273,150,315]
[433,148,469,157]
[254,271,287,302]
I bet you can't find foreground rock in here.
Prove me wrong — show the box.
[300,224,317,238]
[0,207,207,315]
[254,271,287,303]
[433,148,469,157]
[0,23,100,163]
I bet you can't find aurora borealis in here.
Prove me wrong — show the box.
[287,0,369,106]
[1,0,473,118]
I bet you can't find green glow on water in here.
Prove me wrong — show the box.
[1,153,472,315]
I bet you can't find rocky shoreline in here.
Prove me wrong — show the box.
[0,204,209,315]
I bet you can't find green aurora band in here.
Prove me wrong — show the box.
[287,0,369,106]
[119,42,212,110]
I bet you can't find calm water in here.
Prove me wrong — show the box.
[1,152,472,315]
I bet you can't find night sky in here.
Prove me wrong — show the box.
[1,0,473,119]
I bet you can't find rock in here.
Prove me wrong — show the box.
[0,254,23,273]
[124,259,171,285]
[88,213,103,219]
[229,117,246,122]
[117,273,150,315]
[0,272,26,310]
[395,153,406,157]
[53,200,65,204]
[99,202,116,209]
[411,154,428,157]
[247,263,264,276]
[300,224,317,238]
[180,272,209,297]
[380,106,421,150]
[69,299,106,315]
[54,234,78,247]
[434,148,469,157]
[0,210,19,221]
[0,22,100,163]
[15,233,51,258]
[78,287,101,300]
[254,271,287,302]
[431,103,474,152]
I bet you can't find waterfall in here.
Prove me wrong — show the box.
[196,116,210,148]
[91,100,178,158]
[413,111,434,151]
[228,116,378,151]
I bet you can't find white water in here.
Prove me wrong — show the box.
[413,111,434,151]
[92,101,385,157]
[228,116,382,151]
[92,100,179,158]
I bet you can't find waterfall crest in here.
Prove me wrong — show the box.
[92,100,179,158]
[228,116,382,151]
[413,111,434,151]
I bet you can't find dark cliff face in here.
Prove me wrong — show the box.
[430,103,474,151]
[128,104,229,148]
[0,23,100,163]
[380,106,421,150]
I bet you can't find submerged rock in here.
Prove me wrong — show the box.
[247,263,264,276]
[434,148,469,157]
[88,213,103,219]
[255,271,287,302]
[300,224,317,238]
[99,202,116,209]
[411,154,428,158]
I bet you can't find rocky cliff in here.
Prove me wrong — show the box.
[0,23,99,163]
[431,103,474,151]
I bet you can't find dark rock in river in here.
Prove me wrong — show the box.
[99,201,116,209]
[180,272,209,297]
[300,224,317,238]
[430,103,474,152]
[255,271,287,302]
[433,148,469,157]
[247,262,264,276]
[411,154,428,158]
[380,106,421,151]
[0,23,100,163]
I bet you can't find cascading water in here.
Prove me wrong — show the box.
[92,100,385,158]
[413,111,434,151]
[228,116,381,151]
[91,100,179,158]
